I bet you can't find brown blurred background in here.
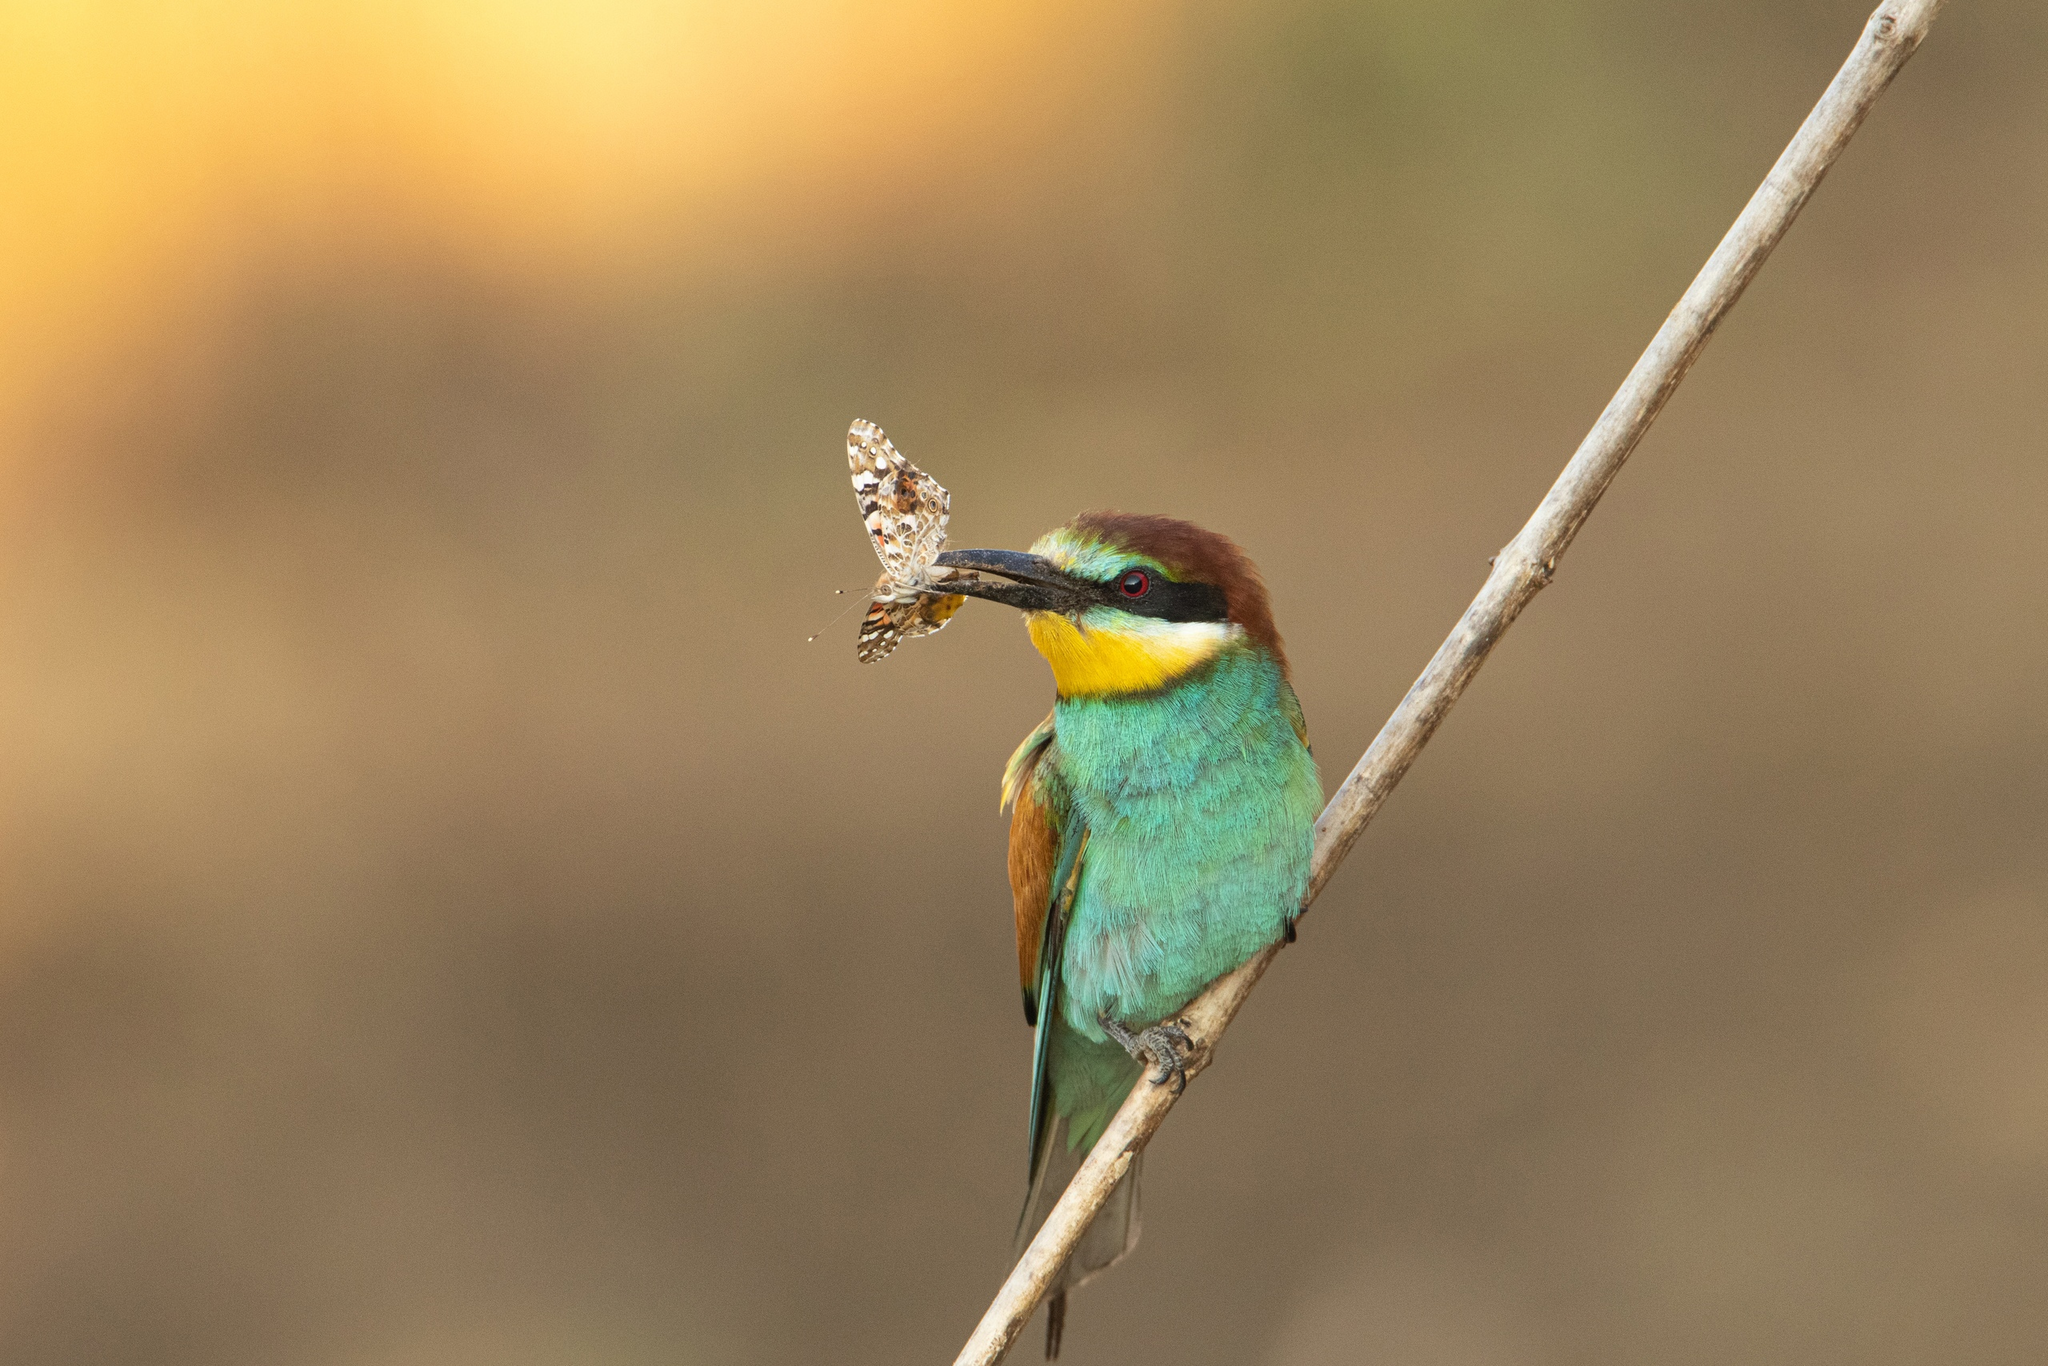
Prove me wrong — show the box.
[1,1,2043,1362]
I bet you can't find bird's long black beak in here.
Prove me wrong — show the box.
[932,549,1082,613]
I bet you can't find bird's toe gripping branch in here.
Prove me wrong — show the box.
[1100,1015,1197,1096]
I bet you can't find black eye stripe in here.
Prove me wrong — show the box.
[1091,575,1228,623]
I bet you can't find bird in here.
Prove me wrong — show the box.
[934,513,1321,1359]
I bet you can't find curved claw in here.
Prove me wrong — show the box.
[1137,1023,1193,1094]
[1100,1013,1200,1095]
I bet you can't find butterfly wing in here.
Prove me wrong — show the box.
[855,597,908,664]
[855,571,968,663]
[848,419,950,587]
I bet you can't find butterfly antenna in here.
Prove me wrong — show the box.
[806,588,865,643]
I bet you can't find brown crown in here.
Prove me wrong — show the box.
[1067,511,1288,672]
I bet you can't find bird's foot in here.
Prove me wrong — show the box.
[1099,1015,1195,1096]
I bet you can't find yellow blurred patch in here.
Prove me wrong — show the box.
[0,0,1163,447]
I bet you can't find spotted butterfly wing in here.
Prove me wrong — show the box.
[848,419,971,662]
[849,419,950,585]
[856,572,968,662]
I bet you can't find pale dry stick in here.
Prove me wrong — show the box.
[952,2,1949,1362]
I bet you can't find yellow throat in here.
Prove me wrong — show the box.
[1026,612,1236,698]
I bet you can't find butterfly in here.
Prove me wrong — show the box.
[848,418,976,662]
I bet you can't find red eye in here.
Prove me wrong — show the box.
[1118,570,1150,598]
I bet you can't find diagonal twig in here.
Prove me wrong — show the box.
[952,3,1948,1361]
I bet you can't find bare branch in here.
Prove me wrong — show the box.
[952,3,1948,1361]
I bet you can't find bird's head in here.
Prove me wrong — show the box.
[936,512,1285,698]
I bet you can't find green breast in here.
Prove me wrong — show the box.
[1049,643,1320,1038]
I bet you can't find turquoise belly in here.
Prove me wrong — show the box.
[1050,645,1320,1039]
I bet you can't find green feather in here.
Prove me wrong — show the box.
[1049,642,1320,1041]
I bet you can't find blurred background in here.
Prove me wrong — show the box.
[0,1,2043,1362]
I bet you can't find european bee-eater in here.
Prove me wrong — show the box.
[936,513,1321,1358]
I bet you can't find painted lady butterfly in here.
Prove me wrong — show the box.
[847,419,975,662]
